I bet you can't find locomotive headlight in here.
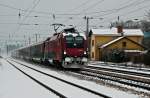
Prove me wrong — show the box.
[64,51,66,55]
[84,51,86,55]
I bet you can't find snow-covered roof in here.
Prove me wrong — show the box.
[123,29,143,36]
[100,36,124,48]
[91,28,118,36]
[91,28,144,36]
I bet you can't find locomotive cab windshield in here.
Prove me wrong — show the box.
[65,35,84,48]
[65,35,74,48]
[75,36,84,48]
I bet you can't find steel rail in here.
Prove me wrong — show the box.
[86,65,150,79]
[8,59,111,98]
[78,66,150,90]
[7,60,67,98]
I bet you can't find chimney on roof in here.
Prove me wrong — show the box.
[116,16,123,34]
[117,25,123,33]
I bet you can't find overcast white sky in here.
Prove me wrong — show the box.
[0,0,150,48]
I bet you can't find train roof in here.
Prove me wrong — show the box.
[14,40,45,51]
[63,27,77,33]
[12,28,86,52]
[62,32,86,39]
[62,27,86,39]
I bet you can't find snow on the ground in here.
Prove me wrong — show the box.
[11,61,102,98]
[11,58,141,98]
[89,62,150,75]
[89,61,150,94]
[0,58,58,98]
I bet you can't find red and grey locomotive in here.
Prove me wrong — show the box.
[12,27,88,68]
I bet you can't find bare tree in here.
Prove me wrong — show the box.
[141,10,150,32]
[145,10,150,21]
[141,20,150,32]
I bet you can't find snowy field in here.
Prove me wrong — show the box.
[0,58,147,98]
[0,58,58,98]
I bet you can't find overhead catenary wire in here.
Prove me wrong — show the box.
[0,0,149,27]
[66,0,92,12]
[94,1,150,26]
[75,0,150,29]
[78,0,105,14]
[73,0,141,28]
[1,0,150,47]
[0,3,53,15]
[14,0,41,35]
[0,0,149,16]
[8,0,41,46]
[21,0,41,22]
[58,0,141,26]
[60,0,105,25]
[86,0,148,19]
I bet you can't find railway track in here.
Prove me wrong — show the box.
[86,65,150,79]
[90,62,150,72]
[7,59,111,98]
[74,65,150,91]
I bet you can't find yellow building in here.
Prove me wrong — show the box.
[90,27,145,61]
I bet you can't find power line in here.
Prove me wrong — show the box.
[79,0,105,14]
[66,0,141,26]
[92,0,149,17]
[84,0,132,15]
[74,0,150,28]
[0,3,52,15]
[14,0,41,34]
[0,14,17,17]
[0,0,146,16]
[1,1,133,16]
[66,0,92,12]
[94,2,150,27]
[0,22,51,25]
[107,2,149,22]
[60,0,105,25]
[0,0,149,32]
[22,0,41,22]
[0,3,79,15]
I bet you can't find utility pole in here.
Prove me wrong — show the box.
[35,34,38,43]
[7,45,8,56]
[84,16,93,59]
[29,37,31,45]
[24,35,26,46]
[86,17,89,37]
[0,48,1,56]
[5,41,8,56]
[84,16,93,36]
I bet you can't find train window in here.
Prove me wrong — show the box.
[75,36,83,43]
[92,52,94,58]
[92,40,94,46]
[65,36,74,48]
[75,36,84,48]
[122,42,126,47]
[65,36,74,43]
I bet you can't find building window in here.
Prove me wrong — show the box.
[92,52,94,58]
[122,42,126,47]
[112,36,118,40]
[92,40,94,46]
